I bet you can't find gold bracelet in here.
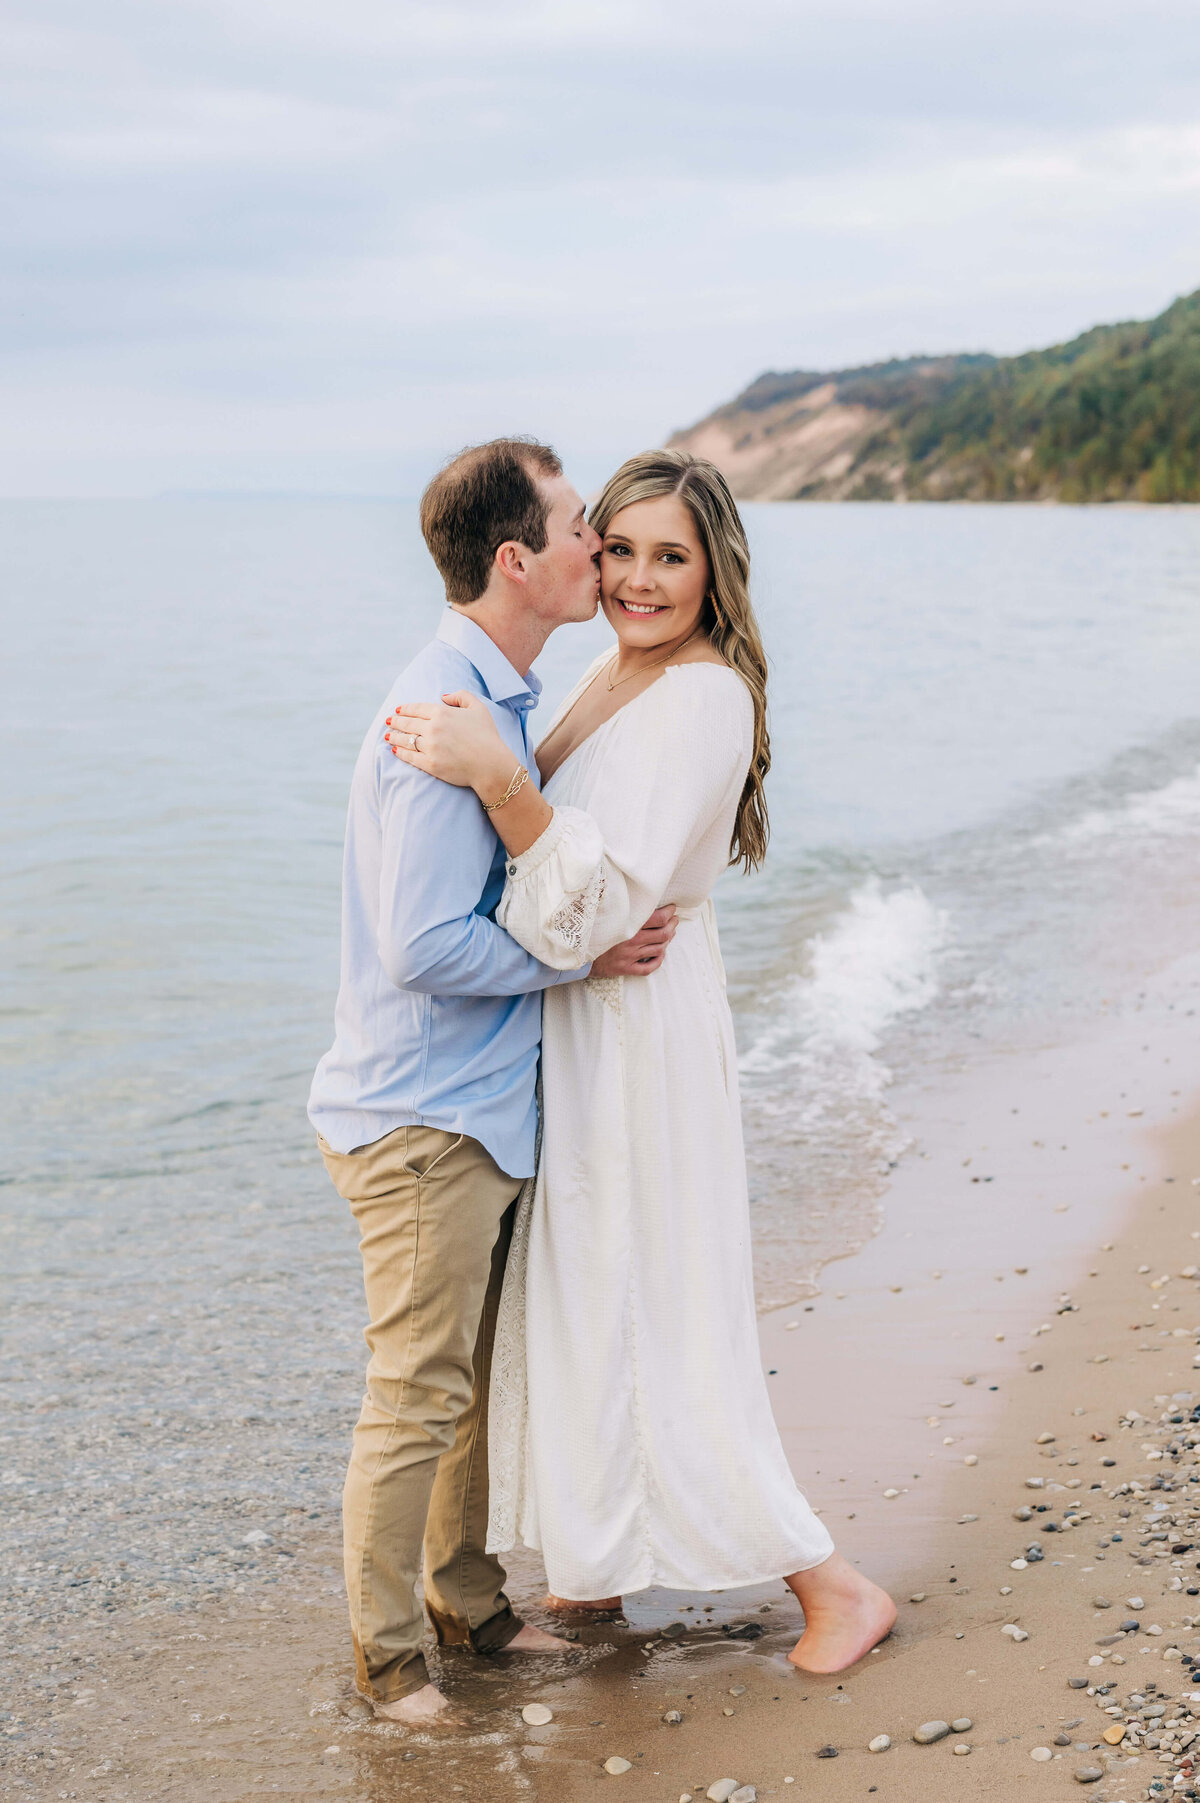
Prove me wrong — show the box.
[482,763,530,813]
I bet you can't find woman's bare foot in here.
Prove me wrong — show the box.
[542,1593,623,1615]
[785,1552,897,1674]
[503,1622,574,1652]
[372,1682,454,1724]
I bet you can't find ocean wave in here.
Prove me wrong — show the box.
[1053,762,1200,844]
[740,877,949,1102]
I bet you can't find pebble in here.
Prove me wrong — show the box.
[707,1784,740,1802]
[1102,1723,1127,1744]
[522,1703,553,1725]
[1074,1768,1103,1785]
[913,1721,951,1743]
[605,1756,633,1775]
[815,1745,838,1758]
[883,1488,900,1499]
[951,1718,973,1733]
[1030,1746,1053,1761]
[868,1735,891,1752]
[1010,1558,1028,1570]
[660,1621,687,1640]
[1025,1477,1045,1489]
[1127,1596,1145,1609]
[1092,1597,1112,1609]
[730,1790,756,1803]
[964,1456,978,1467]
[1000,1624,1029,1641]
[1036,1431,1056,1444]
[1013,1505,1033,1521]
[662,1710,683,1724]
[1068,1677,1089,1689]
[909,1592,927,1602]
[952,1743,972,1756]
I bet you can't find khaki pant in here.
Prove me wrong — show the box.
[319,1124,526,1701]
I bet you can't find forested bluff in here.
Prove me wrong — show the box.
[667,287,1200,503]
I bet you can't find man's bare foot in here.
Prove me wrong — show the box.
[542,1594,623,1614]
[785,1552,897,1674]
[502,1622,574,1653]
[371,1682,454,1724]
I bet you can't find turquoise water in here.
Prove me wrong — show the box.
[3,498,1200,1646]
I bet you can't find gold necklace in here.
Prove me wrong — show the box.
[606,625,702,692]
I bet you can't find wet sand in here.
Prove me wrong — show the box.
[6,954,1200,1802]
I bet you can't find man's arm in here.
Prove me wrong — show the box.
[377,743,581,997]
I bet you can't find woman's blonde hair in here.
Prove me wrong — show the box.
[589,449,770,872]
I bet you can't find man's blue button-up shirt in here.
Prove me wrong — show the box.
[308,610,587,1178]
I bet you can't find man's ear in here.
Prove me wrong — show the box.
[494,539,530,586]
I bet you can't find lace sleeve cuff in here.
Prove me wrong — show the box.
[498,806,607,967]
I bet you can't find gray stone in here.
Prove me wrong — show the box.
[815,1745,838,1758]
[662,1711,683,1725]
[604,1756,633,1775]
[951,1717,973,1732]
[660,1621,686,1640]
[1068,1677,1089,1689]
[1073,1768,1103,1784]
[730,1790,756,1803]
[868,1735,891,1752]
[1120,1618,1140,1633]
[706,1784,739,1803]
[522,1703,553,1726]
[1093,1597,1112,1609]
[913,1721,951,1744]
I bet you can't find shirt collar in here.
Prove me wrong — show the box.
[436,609,542,707]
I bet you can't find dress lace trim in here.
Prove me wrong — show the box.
[487,1090,539,1553]
[544,865,606,960]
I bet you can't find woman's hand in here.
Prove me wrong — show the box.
[385,691,516,796]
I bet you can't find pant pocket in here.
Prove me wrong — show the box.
[399,1130,465,1180]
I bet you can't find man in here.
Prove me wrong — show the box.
[309,438,675,1723]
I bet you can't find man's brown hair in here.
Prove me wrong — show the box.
[419,437,563,605]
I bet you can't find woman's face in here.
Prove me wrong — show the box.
[599,495,711,650]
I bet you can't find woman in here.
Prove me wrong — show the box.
[385,450,895,1672]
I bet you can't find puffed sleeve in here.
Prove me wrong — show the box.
[496,667,752,968]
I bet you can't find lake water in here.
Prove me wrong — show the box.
[4,498,1200,1647]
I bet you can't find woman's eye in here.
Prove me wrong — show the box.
[661,552,683,565]
[606,543,631,557]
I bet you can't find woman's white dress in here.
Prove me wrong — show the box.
[486,657,834,1598]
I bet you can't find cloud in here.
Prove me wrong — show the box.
[1,0,1198,492]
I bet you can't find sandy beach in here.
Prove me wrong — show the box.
[5,949,1199,1803]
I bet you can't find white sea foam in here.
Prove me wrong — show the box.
[1055,762,1200,844]
[741,878,949,1103]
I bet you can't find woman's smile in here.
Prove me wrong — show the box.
[616,598,669,616]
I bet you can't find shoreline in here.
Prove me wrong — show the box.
[6,956,1200,1802]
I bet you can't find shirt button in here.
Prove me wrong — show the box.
[506,861,517,875]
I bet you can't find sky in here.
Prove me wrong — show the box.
[4,0,1200,496]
